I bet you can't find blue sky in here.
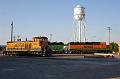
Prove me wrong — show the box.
[0,0,120,44]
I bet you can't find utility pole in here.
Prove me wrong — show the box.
[13,36,16,41]
[49,34,52,42]
[11,21,13,42]
[17,35,20,41]
[107,27,112,44]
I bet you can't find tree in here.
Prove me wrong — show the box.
[109,42,119,53]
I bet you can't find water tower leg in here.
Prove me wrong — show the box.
[78,21,81,42]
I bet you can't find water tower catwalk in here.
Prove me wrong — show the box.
[73,5,86,42]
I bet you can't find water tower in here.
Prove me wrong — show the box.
[73,5,86,42]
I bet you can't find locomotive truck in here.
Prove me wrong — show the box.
[3,36,52,56]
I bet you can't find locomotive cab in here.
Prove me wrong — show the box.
[33,36,52,56]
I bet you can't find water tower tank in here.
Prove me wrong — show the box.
[74,5,85,21]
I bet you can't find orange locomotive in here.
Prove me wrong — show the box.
[3,36,52,56]
[68,42,111,54]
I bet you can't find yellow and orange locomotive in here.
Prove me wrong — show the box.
[3,36,52,56]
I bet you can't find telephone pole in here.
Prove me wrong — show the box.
[11,21,13,42]
[107,27,112,44]
[49,34,53,42]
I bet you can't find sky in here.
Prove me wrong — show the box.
[0,0,120,45]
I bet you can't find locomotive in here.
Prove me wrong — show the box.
[3,36,52,56]
[48,42,64,54]
[68,42,111,54]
